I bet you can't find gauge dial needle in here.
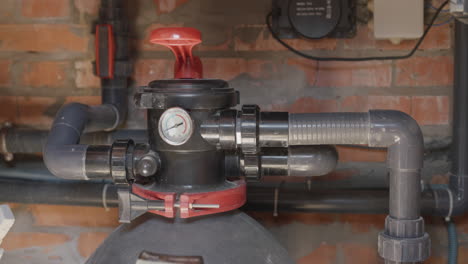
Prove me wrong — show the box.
[164,122,184,132]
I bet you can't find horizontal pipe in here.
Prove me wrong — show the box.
[0,178,437,215]
[432,18,468,217]
[260,146,338,177]
[226,146,338,178]
[0,178,119,207]
[3,128,147,154]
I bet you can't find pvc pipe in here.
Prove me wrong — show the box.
[43,103,119,180]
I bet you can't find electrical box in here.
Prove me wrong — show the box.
[272,0,356,39]
[373,0,424,40]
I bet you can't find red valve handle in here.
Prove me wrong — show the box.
[150,27,203,79]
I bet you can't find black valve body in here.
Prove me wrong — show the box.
[135,79,239,191]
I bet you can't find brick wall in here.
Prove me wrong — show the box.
[0,0,461,263]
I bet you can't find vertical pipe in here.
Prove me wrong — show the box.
[389,170,421,220]
[98,0,131,124]
[450,18,468,208]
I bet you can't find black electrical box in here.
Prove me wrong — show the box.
[271,0,356,39]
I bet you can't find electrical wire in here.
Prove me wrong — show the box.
[266,0,449,61]
[426,2,450,12]
[432,16,454,26]
[425,1,453,27]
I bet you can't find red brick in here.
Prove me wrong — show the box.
[315,61,392,87]
[0,96,60,128]
[203,59,275,81]
[77,232,110,258]
[235,25,337,51]
[4,203,21,210]
[339,214,386,233]
[155,0,190,14]
[340,243,381,264]
[134,59,173,86]
[16,96,57,127]
[340,96,411,114]
[249,212,337,228]
[22,61,69,88]
[426,256,445,264]
[337,146,387,163]
[395,56,453,87]
[456,215,468,235]
[65,96,101,106]
[74,0,101,15]
[75,61,100,88]
[0,96,17,123]
[2,232,70,251]
[0,0,15,20]
[431,174,449,184]
[287,97,339,113]
[411,96,450,125]
[298,244,337,264]
[203,58,246,80]
[0,60,12,87]
[0,25,89,52]
[345,24,451,51]
[241,59,280,79]
[287,59,318,85]
[22,0,69,18]
[29,204,119,227]
[459,246,468,264]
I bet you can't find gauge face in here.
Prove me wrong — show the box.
[158,107,193,146]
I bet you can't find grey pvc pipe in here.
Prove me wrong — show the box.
[4,128,147,154]
[432,19,468,217]
[43,103,119,180]
[288,110,424,220]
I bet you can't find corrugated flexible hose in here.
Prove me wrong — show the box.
[447,220,458,264]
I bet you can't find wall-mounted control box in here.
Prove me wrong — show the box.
[271,0,356,39]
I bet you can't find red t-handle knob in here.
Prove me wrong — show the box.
[150,27,203,79]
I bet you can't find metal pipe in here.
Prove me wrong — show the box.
[43,103,119,180]
[433,18,468,217]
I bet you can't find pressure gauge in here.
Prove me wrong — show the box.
[158,107,194,146]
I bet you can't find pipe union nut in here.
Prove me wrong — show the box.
[378,232,430,262]
[384,216,425,237]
